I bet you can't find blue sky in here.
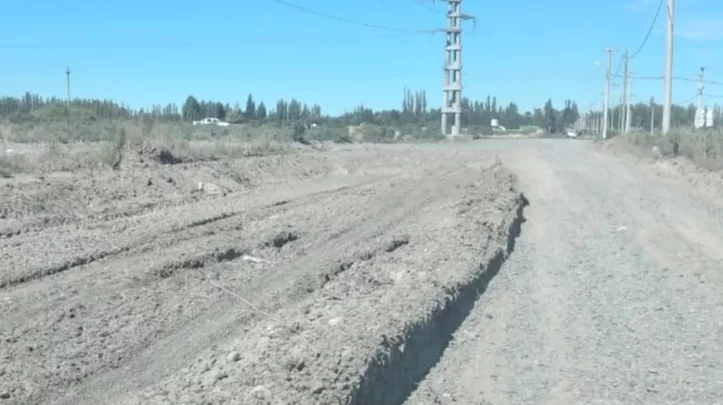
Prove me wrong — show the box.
[1,0,723,115]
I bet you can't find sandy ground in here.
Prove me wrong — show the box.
[2,139,722,405]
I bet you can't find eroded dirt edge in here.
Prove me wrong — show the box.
[350,193,529,405]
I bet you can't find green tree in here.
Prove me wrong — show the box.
[182,95,202,121]
[245,94,256,118]
[257,102,267,120]
[543,99,556,131]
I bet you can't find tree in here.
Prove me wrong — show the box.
[543,99,556,131]
[559,99,580,127]
[182,95,202,121]
[245,94,256,118]
[257,102,267,120]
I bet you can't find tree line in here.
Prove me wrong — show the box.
[0,90,714,132]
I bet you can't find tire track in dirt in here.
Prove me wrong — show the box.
[29,164,493,405]
[0,174,396,290]
[1,146,528,405]
[0,169,431,405]
[96,160,526,405]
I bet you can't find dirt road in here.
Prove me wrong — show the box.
[1,140,722,404]
[406,140,723,405]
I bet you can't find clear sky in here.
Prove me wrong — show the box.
[1,0,722,115]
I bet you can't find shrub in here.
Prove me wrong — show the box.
[618,128,723,170]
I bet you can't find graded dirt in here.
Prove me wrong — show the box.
[0,142,526,405]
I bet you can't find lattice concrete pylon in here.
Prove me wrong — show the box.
[441,0,463,136]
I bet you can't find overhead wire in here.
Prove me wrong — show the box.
[612,56,625,79]
[611,74,723,86]
[0,32,422,50]
[608,0,663,91]
[675,95,698,105]
[269,0,419,32]
[413,0,444,14]
[2,0,440,50]
[629,0,664,59]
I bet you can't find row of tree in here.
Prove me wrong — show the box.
[0,90,714,131]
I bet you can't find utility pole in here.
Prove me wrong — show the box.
[602,48,615,139]
[65,66,72,107]
[626,71,633,133]
[441,0,464,136]
[662,0,674,134]
[697,66,705,112]
[622,49,629,132]
[650,98,655,135]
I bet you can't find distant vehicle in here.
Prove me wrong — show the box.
[565,128,580,138]
[193,117,230,127]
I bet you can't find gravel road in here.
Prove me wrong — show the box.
[2,139,721,405]
[406,140,723,405]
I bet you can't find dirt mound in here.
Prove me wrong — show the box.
[133,143,185,166]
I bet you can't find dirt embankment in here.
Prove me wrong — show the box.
[600,137,723,212]
[0,144,526,405]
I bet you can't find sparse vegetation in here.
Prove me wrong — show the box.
[2,88,713,178]
[614,128,723,171]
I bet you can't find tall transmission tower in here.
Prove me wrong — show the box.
[662,0,674,134]
[602,48,615,139]
[65,66,72,107]
[440,0,469,137]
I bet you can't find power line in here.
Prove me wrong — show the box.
[413,0,444,14]
[629,0,664,59]
[613,74,723,86]
[269,0,414,32]
[0,33,424,50]
[613,55,625,79]
[675,95,698,105]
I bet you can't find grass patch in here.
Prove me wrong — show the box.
[99,127,127,169]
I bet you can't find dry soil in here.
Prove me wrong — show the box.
[2,139,722,405]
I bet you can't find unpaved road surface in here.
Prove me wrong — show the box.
[406,140,723,405]
[2,140,722,405]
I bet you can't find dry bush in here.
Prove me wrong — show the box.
[619,128,723,170]
[0,119,297,175]
[0,150,28,178]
